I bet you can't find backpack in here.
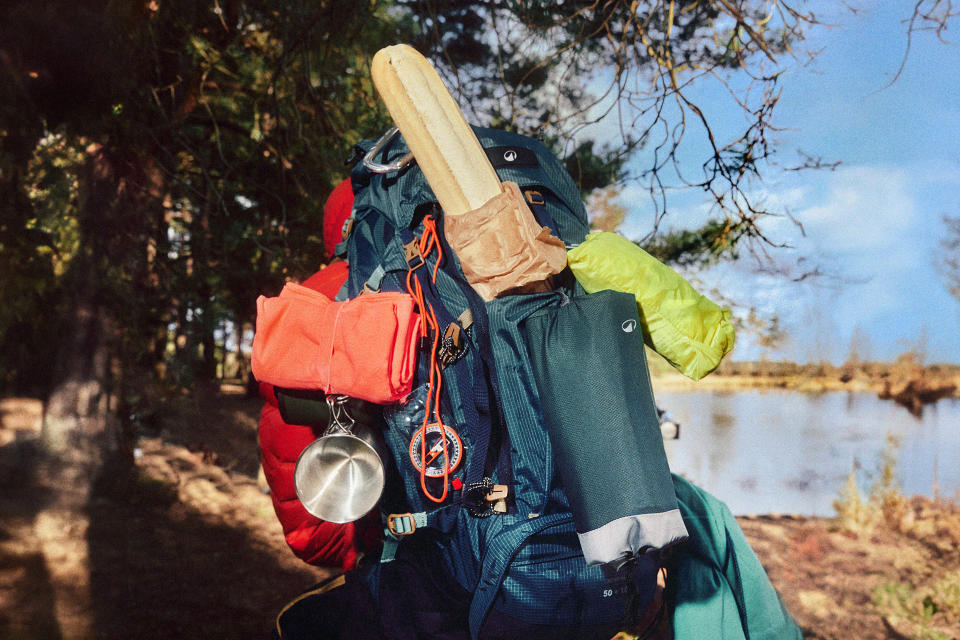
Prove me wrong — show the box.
[339,126,667,638]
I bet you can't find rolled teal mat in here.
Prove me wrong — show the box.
[522,290,688,565]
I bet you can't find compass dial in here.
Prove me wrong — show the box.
[409,423,463,477]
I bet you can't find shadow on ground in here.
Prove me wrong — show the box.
[85,465,320,639]
[0,394,329,640]
[0,437,62,639]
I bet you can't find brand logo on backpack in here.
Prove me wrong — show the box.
[503,149,517,162]
[622,319,637,333]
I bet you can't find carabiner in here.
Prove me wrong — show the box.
[363,126,416,173]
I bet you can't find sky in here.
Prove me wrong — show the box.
[609,3,960,364]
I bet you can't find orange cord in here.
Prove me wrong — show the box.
[405,215,451,503]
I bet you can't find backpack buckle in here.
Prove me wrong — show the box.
[465,479,509,518]
[437,321,468,369]
[403,240,424,271]
[386,512,417,536]
[523,189,545,206]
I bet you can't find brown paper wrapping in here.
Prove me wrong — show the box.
[444,182,568,301]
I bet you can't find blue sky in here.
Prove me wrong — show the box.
[610,3,960,364]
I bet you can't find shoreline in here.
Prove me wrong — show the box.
[650,359,960,415]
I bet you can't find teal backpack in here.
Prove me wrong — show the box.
[340,126,671,638]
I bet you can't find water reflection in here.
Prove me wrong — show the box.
[707,399,734,476]
[657,389,960,516]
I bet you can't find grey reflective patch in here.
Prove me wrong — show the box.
[577,509,688,566]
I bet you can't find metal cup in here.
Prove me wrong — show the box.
[293,397,385,523]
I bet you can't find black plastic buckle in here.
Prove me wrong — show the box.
[437,322,468,369]
[464,478,509,518]
[465,479,494,518]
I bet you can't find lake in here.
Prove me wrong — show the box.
[654,389,960,517]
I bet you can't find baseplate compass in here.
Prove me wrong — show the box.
[409,423,463,477]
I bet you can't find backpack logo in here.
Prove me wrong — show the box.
[503,149,517,162]
[621,319,637,333]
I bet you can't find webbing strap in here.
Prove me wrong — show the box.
[523,190,558,235]
[467,512,573,639]
[384,505,459,542]
[333,279,350,302]
[433,216,512,490]
[379,538,399,564]
[385,511,429,536]
[399,227,494,491]
[363,264,386,292]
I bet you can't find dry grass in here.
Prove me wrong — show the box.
[2,389,959,639]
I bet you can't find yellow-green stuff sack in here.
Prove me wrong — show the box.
[567,231,735,380]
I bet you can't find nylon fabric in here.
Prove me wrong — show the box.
[567,231,736,381]
[344,126,652,637]
[522,290,688,564]
[484,292,566,513]
[252,284,420,403]
[469,513,636,635]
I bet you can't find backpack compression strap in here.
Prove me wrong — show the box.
[399,223,505,499]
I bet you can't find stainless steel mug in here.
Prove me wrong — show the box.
[294,396,385,523]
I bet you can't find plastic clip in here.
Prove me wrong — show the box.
[438,322,468,369]
[404,240,424,271]
[523,190,545,206]
[465,479,509,518]
[386,513,417,536]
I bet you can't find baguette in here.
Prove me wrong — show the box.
[371,44,501,217]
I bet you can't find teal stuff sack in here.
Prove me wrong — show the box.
[523,290,688,566]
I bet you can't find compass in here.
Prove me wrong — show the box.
[409,423,463,477]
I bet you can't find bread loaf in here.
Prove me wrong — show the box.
[371,44,501,217]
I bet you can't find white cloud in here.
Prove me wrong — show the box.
[652,163,960,363]
[794,166,919,256]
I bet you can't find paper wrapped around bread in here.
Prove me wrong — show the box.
[372,45,565,299]
[444,182,568,300]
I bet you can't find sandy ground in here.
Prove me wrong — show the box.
[1,391,958,639]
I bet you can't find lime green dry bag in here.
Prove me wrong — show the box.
[567,232,735,381]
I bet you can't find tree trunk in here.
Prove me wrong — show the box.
[37,285,114,638]
[37,144,131,637]
[199,296,218,383]
[42,287,115,459]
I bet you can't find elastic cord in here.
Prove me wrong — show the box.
[405,215,452,503]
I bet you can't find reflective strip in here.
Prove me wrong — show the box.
[576,509,688,567]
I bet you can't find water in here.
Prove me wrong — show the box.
[656,389,960,517]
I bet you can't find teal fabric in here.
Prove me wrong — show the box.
[670,475,803,640]
[522,290,681,535]
[349,126,589,244]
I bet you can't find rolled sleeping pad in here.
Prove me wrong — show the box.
[522,289,688,566]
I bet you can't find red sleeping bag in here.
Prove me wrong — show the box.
[259,382,380,571]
